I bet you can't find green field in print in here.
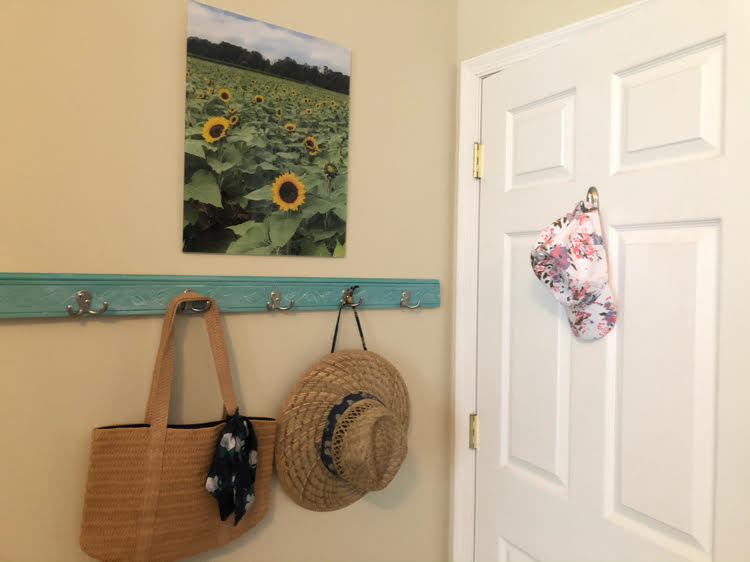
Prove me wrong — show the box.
[183,1,350,257]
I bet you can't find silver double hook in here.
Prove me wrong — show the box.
[340,286,363,308]
[400,290,421,309]
[179,289,211,313]
[266,290,294,311]
[66,290,109,317]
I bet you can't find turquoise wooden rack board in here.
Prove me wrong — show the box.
[0,273,440,319]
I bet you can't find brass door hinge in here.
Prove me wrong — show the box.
[469,413,479,449]
[472,142,483,179]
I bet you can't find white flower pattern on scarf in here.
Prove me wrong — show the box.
[530,201,617,340]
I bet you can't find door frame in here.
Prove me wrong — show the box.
[452,3,648,561]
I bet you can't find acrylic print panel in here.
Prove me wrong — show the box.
[183,0,350,257]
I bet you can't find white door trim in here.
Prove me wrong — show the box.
[452,3,649,561]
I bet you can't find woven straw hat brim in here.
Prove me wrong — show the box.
[275,349,410,511]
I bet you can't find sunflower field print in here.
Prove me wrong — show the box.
[183,1,350,257]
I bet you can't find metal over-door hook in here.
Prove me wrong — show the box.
[66,290,109,317]
[266,290,294,311]
[400,290,421,309]
[586,186,599,210]
[340,286,363,308]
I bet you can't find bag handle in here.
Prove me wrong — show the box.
[135,291,238,560]
[144,291,238,426]
[330,286,368,353]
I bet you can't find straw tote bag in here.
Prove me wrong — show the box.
[80,292,275,561]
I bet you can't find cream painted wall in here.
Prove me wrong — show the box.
[0,1,456,561]
[458,0,635,59]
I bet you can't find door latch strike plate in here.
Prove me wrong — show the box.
[469,413,478,449]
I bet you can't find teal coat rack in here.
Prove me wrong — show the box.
[0,273,439,319]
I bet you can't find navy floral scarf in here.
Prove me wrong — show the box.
[205,410,258,525]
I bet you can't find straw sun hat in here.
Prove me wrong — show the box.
[275,349,410,511]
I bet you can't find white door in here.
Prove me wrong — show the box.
[474,1,750,561]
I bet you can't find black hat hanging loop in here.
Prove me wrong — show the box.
[331,285,367,353]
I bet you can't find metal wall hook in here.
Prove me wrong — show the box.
[400,290,421,309]
[340,286,363,308]
[66,290,109,317]
[266,290,294,311]
[586,186,599,210]
[179,289,211,313]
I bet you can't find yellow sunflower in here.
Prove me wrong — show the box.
[239,88,245,95]
[330,100,337,107]
[303,136,318,152]
[186,71,190,79]
[207,87,214,95]
[229,114,239,126]
[204,78,211,85]
[315,102,322,108]
[303,97,311,104]
[305,108,312,115]
[291,89,297,95]
[196,90,206,99]
[218,88,231,102]
[201,116,230,143]
[324,162,338,178]
[253,94,264,103]
[284,122,296,131]
[276,108,283,117]
[228,105,237,114]
[271,172,306,211]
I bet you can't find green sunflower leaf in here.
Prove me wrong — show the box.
[226,223,269,253]
[226,126,254,144]
[183,202,199,227]
[185,125,203,137]
[268,213,303,248]
[331,173,347,192]
[244,186,273,201]
[185,170,222,208]
[310,229,337,241]
[276,152,299,160]
[300,239,332,257]
[333,241,346,258]
[258,161,277,171]
[185,139,206,159]
[300,196,336,218]
[206,144,242,174]
[332,203,347,221]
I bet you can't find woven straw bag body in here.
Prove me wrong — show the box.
[80,292,275,561]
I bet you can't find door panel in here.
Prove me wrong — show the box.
[474,1,750,561]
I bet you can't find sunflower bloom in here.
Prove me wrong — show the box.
[196,90,206,99]
[276,108,283,118]
[305,108,312,115]
[330,100,337,107]
[284,122,296,132]
[207,87,214,95]
[324,163,338,178]
[271,172,306,211]
[303,136,318,152]
[253,94,264,103]
[204,78,211,85]
[229,114,239,126]
[201,116,230,143]
[228,105,237,114]
[218,88,231,102]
